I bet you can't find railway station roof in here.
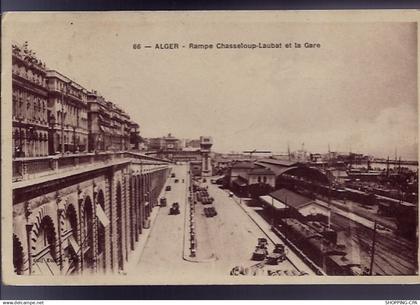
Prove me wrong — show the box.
[269,188,315,210]
[248,168,275,175]
[231,161,256,169]
[256,162,330,184]
[260,195,287,210]
[258,158,299,167]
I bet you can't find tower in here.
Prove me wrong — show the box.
[200,136,213,177]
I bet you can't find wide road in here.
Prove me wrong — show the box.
[128,164,207,282]
[130,165,301,283]
[203,180,299,275]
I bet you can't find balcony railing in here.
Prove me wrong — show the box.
[12,151,171,183]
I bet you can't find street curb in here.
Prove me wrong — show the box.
[182,176,217,263]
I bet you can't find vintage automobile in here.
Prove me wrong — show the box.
[251,238,269,261]
[160,197,167,207]
[171,173,176,178]
[257,238,268,248]
[229,192,234,197]
[174,179,179,183]
[165,185,171,191]
[266,253,285,265]
[204,206,217,217]
[251,246,268,261]
[169,202,180,215]
[273,243,285,254]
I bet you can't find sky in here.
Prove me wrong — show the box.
[6,13,418,159]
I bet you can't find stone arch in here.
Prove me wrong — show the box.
[30,206,57,252]
[31,213,58,272]
[96,189,106,271]
[82,195,95,270]
[13,234,25,275]
[116,181,124,271]
[62,202,80,274]
[65,203,78,242]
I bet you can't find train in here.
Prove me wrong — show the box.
[276,218,364,275]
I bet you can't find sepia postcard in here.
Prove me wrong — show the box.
[1,10,419,286]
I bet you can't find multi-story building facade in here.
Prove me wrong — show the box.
[147,137,165,151]
[109,105,131,151]
[46,70,89,154]
[163,133,181,150]
[129,121,141,150]
[12,42,49,158]
[12,42,140,158]
[146,134,182,151]
[185,139,201,149]
[87,92,110,152]
[87,91,132,152]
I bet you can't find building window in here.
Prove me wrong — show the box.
[263,176,267,183]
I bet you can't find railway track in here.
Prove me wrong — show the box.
[333,212,417,275]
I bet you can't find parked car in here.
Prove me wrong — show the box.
[251,246,268,261]
[266,244,287,265]
[257,238,268,248]
[174,179,179,183]
[273,243,285,254]
[169,202,180,215]
[165,185,171,191]
[229,192,234,197]
[160,197,167,207]
[204,206,217,217]
[171,173,176,178]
